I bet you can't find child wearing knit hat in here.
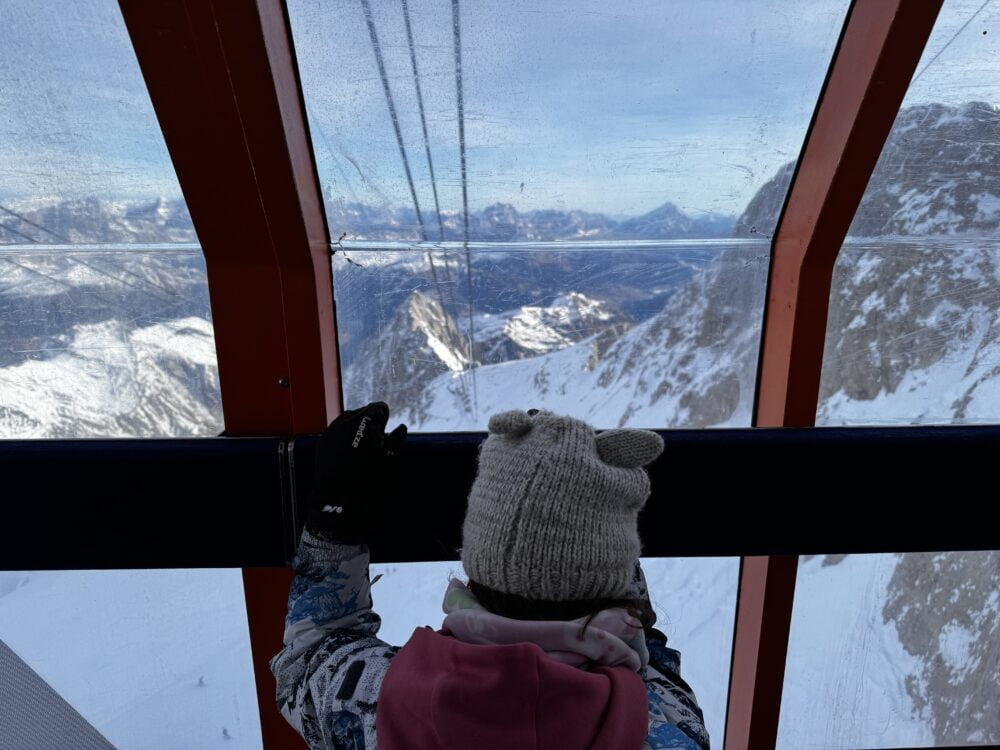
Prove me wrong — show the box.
[271,402,709,750]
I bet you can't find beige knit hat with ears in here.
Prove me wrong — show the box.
[460,409,664,602]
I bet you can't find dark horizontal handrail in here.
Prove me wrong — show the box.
[1,425,997,570]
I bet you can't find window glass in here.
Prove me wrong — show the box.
[0,0,222,438]
[371,556,740,746]
[0,569,262,749]
[287,0,850,430]
[807,0,1000,426]
[777,551,1000,748]
[333,243,768,428]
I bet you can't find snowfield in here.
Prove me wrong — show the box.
[777,555,934,750]
[0,569,260,749]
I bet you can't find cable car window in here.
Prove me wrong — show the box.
[808,0,999,427]
[0,0,222,439]
[777,551,999,749]
[287,0,850,430]
[370,556,740,747]
[0,568,261,748]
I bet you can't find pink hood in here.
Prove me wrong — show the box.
[375,579,649,750]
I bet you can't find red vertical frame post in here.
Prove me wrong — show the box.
[120,1,340,746]
[727,3,943,749]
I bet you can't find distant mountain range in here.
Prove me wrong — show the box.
[0,196,196,244]
[326,199,735,242]
[0,196,734,245]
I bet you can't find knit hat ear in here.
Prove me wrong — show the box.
[595,429,664,468]
[488,410,533,437]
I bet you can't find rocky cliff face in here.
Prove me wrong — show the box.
[343,289,637,422]
[883,551,999,746]
[342,291,473,419]
[737,102,1000,238]
[734,102,1000,424]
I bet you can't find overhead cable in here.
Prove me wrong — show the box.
[452,0,479,418]
[360,0,428,242]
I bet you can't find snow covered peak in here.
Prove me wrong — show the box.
[406,291,473,373]
[494,292,627,357]
[344,290,634,423]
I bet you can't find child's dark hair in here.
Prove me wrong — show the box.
[467,579,656,634]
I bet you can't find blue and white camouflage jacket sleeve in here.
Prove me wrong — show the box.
[269,529,397,750]
[642,634,711,750]
[628,563,711,750]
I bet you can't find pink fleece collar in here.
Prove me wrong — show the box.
[440,578,648,672]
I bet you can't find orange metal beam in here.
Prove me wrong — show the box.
[120,1,340,746]
[728,3,943,750]
[755,0,943,428]
[724,557,799,750]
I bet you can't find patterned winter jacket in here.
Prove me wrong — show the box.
[271,530,710,750]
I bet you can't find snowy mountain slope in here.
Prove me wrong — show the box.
[818,239,1000,425]
[343,289,638,423]
[0,316,222,439]
[733,102,1000,425]
[0,250,221,438]
[778,555,934,750]
[0,569,261,749]
[342,291,474,421]
[468,291,632,364]
[779,551,1000,748]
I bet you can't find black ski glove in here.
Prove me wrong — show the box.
[305,401,408,545]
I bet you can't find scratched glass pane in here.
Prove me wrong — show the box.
[289,0,850,238]
[778,551,1000,749]
[287,0,850,430]
[0,569,262,749]
[1,1,186,206]
[810,1,1000,426]
[0,1,222,439]
[370,556,740,747]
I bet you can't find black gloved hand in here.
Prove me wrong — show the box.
[305,401,407,544]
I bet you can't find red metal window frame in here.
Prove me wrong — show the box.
[728,3,944,749]
[121,1,340,746]
[119,0,948,748]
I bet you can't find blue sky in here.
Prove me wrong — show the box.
[1,0,998,218]
[0,1,182,202]
[289,0,852,217]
